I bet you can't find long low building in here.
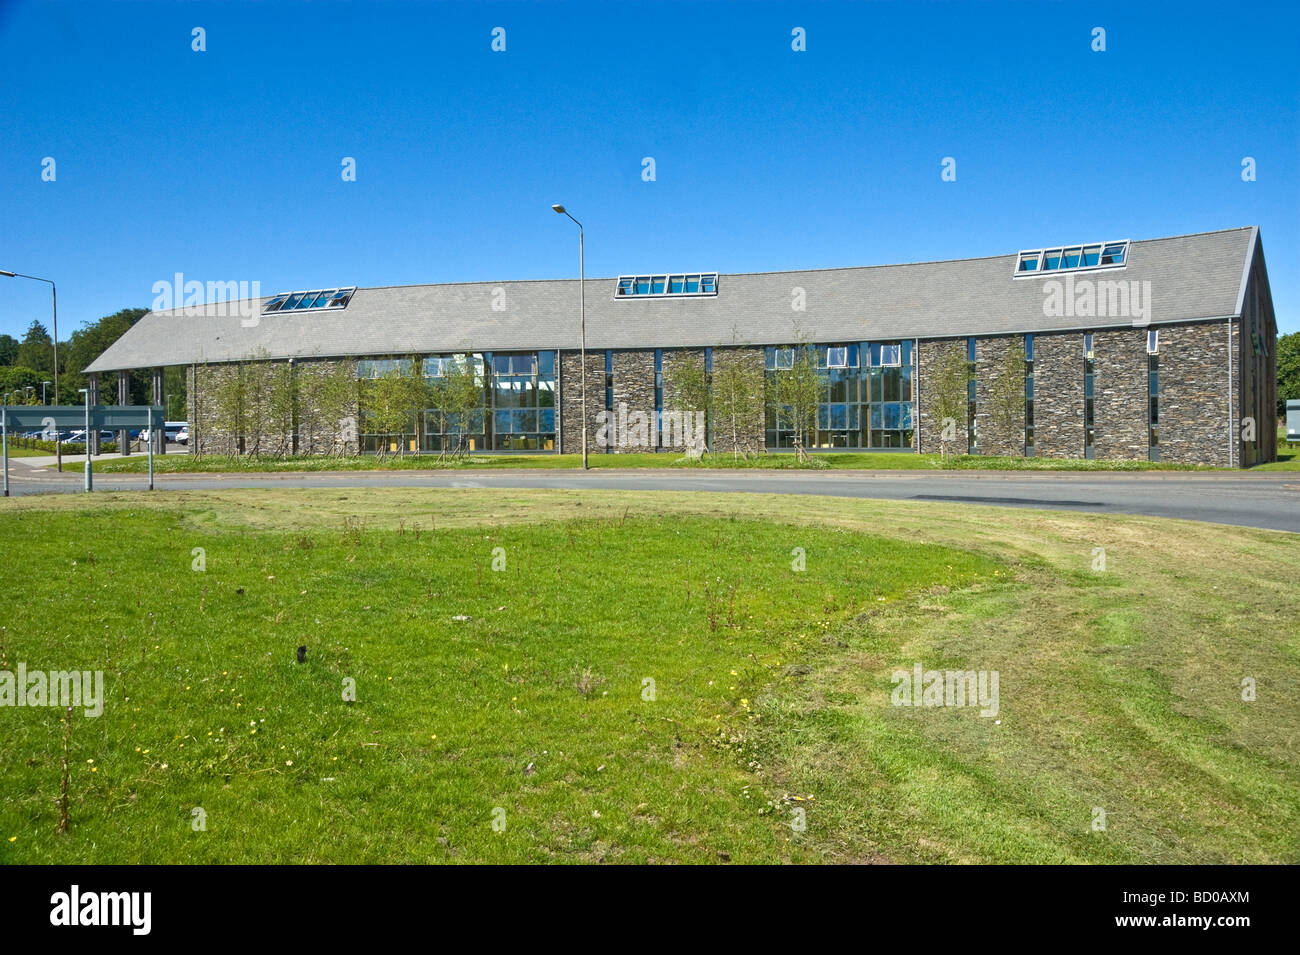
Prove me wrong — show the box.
[84,226,1279,467]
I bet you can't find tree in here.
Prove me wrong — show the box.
[1277,331,1300,418]
[662,352,711,455]
[16,321,53,375]
[929,344,971,461]
[0,334,18,366]
[360,359,425,458]
[710,348,766,461]
[987,342,1027,456]
[426,355,484,459]
[63,308,151,403]
[770,336,822,463]
[211,362,250,454]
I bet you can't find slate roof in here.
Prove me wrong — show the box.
[84,227,1258,372]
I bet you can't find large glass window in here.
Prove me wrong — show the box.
[764,341,914,451]
[488,351,556,451]
[422,353,486,453]
[359,357,418,453]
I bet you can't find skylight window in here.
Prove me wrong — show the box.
[1013,241,1129,277]
[262,287,356,313]
[614,273,719,298]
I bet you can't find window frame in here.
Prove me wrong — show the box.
[613,272,719,299]
[1013,240,1129,278]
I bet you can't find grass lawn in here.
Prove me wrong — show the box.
[1,489,1296,863]
[88,449,1221,474]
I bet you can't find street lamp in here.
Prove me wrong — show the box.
[78,388,91,492]
[42,380,52,404]
[550,204,588,470]
[0,269,61,471]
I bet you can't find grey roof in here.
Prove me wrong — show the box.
[85,227,1258,373]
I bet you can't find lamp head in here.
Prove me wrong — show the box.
[551,204,566,214]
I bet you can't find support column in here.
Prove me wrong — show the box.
[87,374,100,455]
[151,367,166,454]
[117,370,131,455]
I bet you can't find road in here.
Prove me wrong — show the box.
[3,460,1298,532]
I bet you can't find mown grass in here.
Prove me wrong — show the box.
[86,449,1220,474]
[1,488,1296,864]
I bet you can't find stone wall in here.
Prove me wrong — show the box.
[974,335,1025,457]
[661,348,705,453]
[917,339,968,454]
[558,350,605,456]
[1032,332,1085,458]
[1092,328,1148,461]
[1160,321,1234,467]
[708,346,765,455]
[188,358,359,457]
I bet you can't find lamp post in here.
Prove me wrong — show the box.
[78,387,91,492]
[0,270,60,471]
[550,204,588,470]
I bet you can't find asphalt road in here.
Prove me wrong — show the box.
[4,464,1298,532]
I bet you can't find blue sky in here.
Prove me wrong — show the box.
[1,0,1297,342]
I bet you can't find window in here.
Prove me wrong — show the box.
[764,340,913,451]
[1014,241,1128,277]
[767,347,795,371]
[869,343,901,367]
[263,287,356,313]
[357,358,413,379]
[1146,329,1159,354]
[1148,352,1159,461]
[492,354,537,376]
[1100,243,1127,266]
[614,272,718,297]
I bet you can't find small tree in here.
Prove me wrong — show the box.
[711,349,766,461]
[210,362,248,455]
[987,342,1027,456]
[426,355,483,459]
[361,359,425,458]
[772,338,823,463]
[662,352,711,455]
[266,360,297,457]
[315,359,359,456]
[930,345,971,461]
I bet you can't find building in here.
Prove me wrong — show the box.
[84,226,1278,467]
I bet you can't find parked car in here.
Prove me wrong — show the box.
[175,425,189,445]
[141,421,187,445]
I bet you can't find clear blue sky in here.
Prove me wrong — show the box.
[1,0,1297,343]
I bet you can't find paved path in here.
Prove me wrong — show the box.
[4,460,1298,532]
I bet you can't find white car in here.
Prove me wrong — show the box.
[175,425,189,445]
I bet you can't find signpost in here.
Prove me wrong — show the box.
[0,405,163,496]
